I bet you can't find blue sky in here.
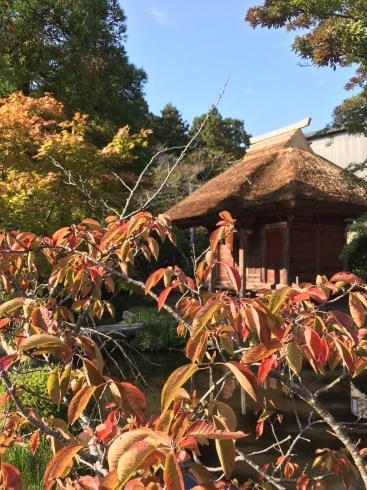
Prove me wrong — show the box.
[122,1,358,137]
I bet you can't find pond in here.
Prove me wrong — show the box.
[111,350,367,490]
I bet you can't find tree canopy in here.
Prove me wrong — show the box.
[147,107,250,214]
[0,0,148,135]
[0,92,150,234]
[245,0,367,135]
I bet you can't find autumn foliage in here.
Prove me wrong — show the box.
[0,92,150,234]
[0,209,366,490]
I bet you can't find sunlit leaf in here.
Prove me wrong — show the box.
[145,268,165,294]
[224,362,258,401]
[68,386,98,425]
[269,286,290,313]
[218,262,241,292]
[43,444,83,490]
[161,364,199,414]
[241,339,281,363]
[164,451,185,490]
[107,428,154,470]
[214,418,236,480]
[186,330,208,363]
[210,226,226,252]
[349,292,365,328]
[29,430,40,455]
[117,441,156,484]
[17,334,65,352]
[286,342,303,374]
[0,298,25,316]
[47,366,61,406]
[188,420,247,439]
[191,300,225,338]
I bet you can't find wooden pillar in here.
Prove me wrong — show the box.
[239,228,246,298]
[315,229,321,275]
[283,226,289,285]
[261,228,267,284]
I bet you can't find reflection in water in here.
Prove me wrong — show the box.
[112,352,367,490]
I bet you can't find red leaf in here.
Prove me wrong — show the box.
[0,318,10,329]
[255,420,264,439]
[145,268,165,294]
[1,462,23,490]
[158,286,173,311]
[308,287,328,303]
[258,358,275,384]
[303,327,322,361]
[119,382,146,420]
[330,272,364,285]
[0,354,18,372]
[218,262,241,292]
[52,227,70,247]
[219,211,234,224]
[29,430,40,455]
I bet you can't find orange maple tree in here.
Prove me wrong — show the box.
[0,210,365,490]
[0,92,150,234]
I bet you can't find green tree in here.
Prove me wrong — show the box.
[190,107,249,159]
[148,103,190,154]
[245,0,367,135]
[0,0,148,136]
[147,108,250,215]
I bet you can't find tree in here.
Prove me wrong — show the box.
[0,92,150,234]
[190,108,250,160]
[0,206,366,489]
[148,104,190,155]
[147,108,250,214]
[245,0,367,135]
[0,0,148,137]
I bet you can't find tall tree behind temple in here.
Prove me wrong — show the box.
[147,107,250,213]
[0,0,148,139]
[148,103,190,155]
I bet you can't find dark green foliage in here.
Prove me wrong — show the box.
[245,0,367,136]
[0,363,66,419]
[341,214,367,282]
[189,108,250,160]
[130,321,185,352]
[148,104,190,154]
[0,0,148,138]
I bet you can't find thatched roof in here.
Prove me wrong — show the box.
[167,126,367,227]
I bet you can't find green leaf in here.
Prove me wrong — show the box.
[161,364,199,414]
[269,286,290,314]
[214,418,236,480]
[286,341,303,374]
